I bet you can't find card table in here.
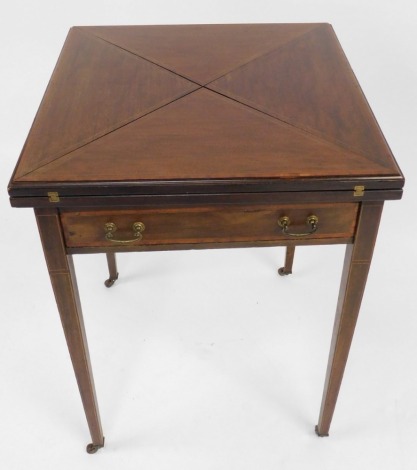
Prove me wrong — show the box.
[8,24,404,453]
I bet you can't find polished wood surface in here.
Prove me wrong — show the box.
[9,23,403,200]
[8,24,404,451]
[87,23,319,84]
[209,25,393,163]
[14,28,198,179]
[16,89,393,183]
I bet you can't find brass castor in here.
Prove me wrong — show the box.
[86,441,104,454]
[278,246,295,276]
[104,273,118,288]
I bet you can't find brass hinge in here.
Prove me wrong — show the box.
[353,185,365,197]
[47,191,60,202]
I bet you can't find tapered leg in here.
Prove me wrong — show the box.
[35,209,104,453]
[278,246,295,276]
[316,202,384,436]
[104,253,119,287]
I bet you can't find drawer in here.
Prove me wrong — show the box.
[61,203,358,248]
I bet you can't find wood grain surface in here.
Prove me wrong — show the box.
[9,24,403,200]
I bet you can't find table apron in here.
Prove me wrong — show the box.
[60,202,359,250]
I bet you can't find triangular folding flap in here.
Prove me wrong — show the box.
[209,24,396,170]
[19,89,393,183]
[15,27,199,179]
[85,24,320,85]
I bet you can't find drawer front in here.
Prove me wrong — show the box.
[61,203,359,248]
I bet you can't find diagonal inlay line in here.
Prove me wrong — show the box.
[16,28,202,180]
[85,23,380,167]
[20,87,393,183]
[201,24,322,86]
[85,24,322,86]
[203,87,392,173]
[84,29,204,88]
[202,87,394,173]
[207,25,396,171]
[73,25,375,171]
[15,86,202,181]
[16,25,396,183]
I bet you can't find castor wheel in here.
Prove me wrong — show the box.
[86,441,104,454]
[104,273,118,287]
[278,267,292,276]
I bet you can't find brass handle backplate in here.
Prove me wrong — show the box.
[104,222,145,244]
[278,215,319,237]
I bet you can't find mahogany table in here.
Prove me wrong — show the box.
[8,24,404,453]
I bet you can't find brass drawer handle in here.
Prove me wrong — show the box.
[278,215,319,237]
[104,222,145,244]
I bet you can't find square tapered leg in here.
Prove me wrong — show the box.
[35,208,104,453]
[316,202,384,436]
